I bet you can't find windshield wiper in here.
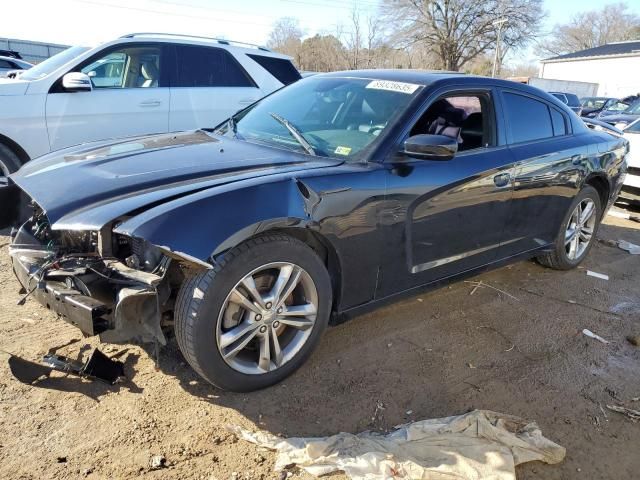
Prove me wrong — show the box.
[269,112,317,156]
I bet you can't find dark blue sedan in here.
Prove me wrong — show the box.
[2,71,628,391]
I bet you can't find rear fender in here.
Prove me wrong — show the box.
[113,176,312,265]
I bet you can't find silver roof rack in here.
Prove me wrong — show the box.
[119,33,270,51]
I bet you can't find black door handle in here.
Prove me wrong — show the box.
[493,173,511,187]
[571,154,583,165]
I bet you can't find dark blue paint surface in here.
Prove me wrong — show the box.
[8,72,628,314]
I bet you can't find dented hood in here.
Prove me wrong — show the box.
[10,130,341,229]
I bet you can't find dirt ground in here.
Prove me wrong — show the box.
[0,208,639,480]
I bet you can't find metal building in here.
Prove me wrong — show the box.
[0,38,70,64]
[540,40,640,98]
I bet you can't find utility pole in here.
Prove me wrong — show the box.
[492,17,508,78]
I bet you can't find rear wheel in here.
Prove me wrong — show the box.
[175,234,332,392]
[536,185,601,270]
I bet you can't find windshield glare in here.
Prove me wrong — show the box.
[223,77,422,159]
[21,46,89,81]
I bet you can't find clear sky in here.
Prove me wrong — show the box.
[3,0,639,63]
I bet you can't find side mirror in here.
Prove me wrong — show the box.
[403,134,458,160]
[62,72,92,92]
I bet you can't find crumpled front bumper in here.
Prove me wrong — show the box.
[11,252,112,336]
[9,225,168,344]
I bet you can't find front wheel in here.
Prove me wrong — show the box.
[174,234,332,392]
[0,142,24,178]
[536,185,601,270]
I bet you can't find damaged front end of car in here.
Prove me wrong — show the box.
[9,204,192,345]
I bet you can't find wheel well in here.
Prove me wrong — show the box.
[585,174,610,214]
[266,228,342,312]
[0,134,30,164]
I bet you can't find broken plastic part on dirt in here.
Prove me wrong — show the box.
[617,239,640,255]
[9,348,125,385]
[229,410,566,480]
[582,329,610,344]
[586,270,609,280]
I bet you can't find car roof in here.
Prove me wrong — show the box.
[117,33,290,59]
[318,69,463,84]
[317,70,563,96]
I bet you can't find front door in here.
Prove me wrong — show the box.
[46,44,170,151]
[377,89,515,298]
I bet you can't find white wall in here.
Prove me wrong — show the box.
[540,55,640,98]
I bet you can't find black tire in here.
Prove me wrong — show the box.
[0,142,23,176]
[536,185,602,270]
[174,233,332,392]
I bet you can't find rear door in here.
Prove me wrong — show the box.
[168,44,261,131]
[46,43,170,151]
[498,89,586,257]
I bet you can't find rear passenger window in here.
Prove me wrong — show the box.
[503,92,553,143]
[550,108,567,136]
[175,45,255,88]
[246,54,301,85]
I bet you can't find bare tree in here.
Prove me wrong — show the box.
[381,0,543,71]
[540,2,640,57]
[266,17,304,65]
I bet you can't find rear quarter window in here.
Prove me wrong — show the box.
[246,54,301,85]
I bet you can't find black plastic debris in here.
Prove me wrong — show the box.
[79,349,125,384]
[9,354,52,384]
[10,348,125,385]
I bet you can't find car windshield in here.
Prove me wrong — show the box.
[626,119,640,133]
[581,97,607,108]
[20,46,89,81]
[218,76,422,159]
[624,100,640,114]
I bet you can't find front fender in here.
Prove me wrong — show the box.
[113,175,311,264]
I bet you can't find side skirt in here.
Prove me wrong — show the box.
[330,244,551,325]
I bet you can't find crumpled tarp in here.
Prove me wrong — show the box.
[229,410,565,480]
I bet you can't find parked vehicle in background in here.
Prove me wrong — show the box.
[620,118,640,205]
[550,91,582,115]
[580,97,622,118]
[0,33,301,179]
[0,56,33,78]
[597,100,640,128]
[1,71,627,392]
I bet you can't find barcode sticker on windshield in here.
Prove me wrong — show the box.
[335,146,352,155]
[366,80,420,94]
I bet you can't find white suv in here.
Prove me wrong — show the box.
[0,33,301,177]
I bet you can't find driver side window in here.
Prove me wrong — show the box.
[410,93,495,151]
[80,46,162,89]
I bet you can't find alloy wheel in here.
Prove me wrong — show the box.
[216,262,318,375]
[565,198,596,260]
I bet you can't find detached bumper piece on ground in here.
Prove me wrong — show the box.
[9,348,125,385]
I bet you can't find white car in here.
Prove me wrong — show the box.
[621,117,640,204]
[0,56,33,78]
[0,33,301,177]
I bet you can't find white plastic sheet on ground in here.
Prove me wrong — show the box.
[229,410,565,480]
